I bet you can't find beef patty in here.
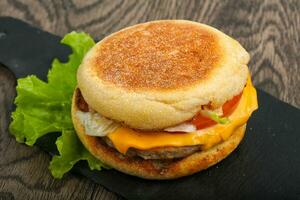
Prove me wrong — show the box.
[102,137,201,160]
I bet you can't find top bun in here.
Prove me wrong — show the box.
[77,20,249,130]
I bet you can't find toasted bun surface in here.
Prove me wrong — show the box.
[72,93,246,179]
[77,20,249,130]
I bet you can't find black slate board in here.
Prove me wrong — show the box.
[1,17,300,200]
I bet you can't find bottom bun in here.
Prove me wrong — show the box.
[72,90,246,180]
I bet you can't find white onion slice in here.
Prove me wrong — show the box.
[76,111,119,137]
[164,123,196,133]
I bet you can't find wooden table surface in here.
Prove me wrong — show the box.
[0,0,299,199]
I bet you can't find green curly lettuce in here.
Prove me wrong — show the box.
[49,130,104,178]
[9,32,107,178]
[200,110,230,124]
[207,111,230,124]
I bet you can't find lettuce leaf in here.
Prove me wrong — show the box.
[208,112,230,124]
[9,75,74,145]
[200,110,230,124]
[9,32,107,178]
[49,130,102,178]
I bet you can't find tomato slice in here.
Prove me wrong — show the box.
[191,92,242,130]
[192,114,217,129]
[222,93,243,116]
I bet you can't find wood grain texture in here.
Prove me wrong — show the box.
[0,0,299,199]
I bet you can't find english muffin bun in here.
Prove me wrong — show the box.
[72,91,246,179]
[77,20,249,130]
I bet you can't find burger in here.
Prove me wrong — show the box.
[71,20,258,179]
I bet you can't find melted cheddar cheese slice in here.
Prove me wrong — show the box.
[107,77,258,154]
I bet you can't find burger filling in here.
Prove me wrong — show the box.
[76,76,257,159]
